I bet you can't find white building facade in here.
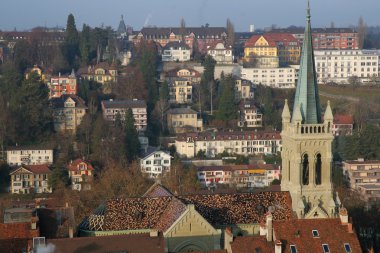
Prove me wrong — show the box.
[207,42,233,64]
[241,66,298,88]
[314,49,380,84]
[175,131,281,158]
[7,148,53,166]
[140,150,171,178]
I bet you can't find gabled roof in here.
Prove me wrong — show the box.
[163,41,190,50]
[143,183,173,198]
[273,218,361,253]
[50,94,87,109]
[67,158,94,171]
[141,150,171,161]
[10,164,51,175]
[245,33,299,48]
[167,107,198,115]
[139,27,227,37]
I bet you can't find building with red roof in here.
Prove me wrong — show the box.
[67,159,94,191]
[332,114,354,136]
[9,164,52,194]
[244,33,300,67]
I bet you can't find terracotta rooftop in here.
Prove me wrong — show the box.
[0,222,39,239]
[48,233,165,253]
[198,164,280,172]
[10,164,51,175]
[245,33,299,48]
[80,184,293,233]
[67,158,94,172]
[231,235,275,253]
[273,218,361,253]
[333,114,354,125]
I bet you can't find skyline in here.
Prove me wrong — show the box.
[0,0,379,32]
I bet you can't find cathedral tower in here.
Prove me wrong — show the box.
[281,2,338,218]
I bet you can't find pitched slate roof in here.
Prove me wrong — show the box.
[167,107,198,115]
[139,27,227,38]
[163,41,190,50]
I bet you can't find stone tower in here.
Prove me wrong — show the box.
[281,2,338,218]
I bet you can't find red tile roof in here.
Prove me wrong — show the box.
[245,33,299,48]
[333,114,354,125]
[273,218,361,253]
[231,236,275,253]
[10,165,51,175]
[48,233,165,253]
[0,222,39,239]
[67,159,94,172]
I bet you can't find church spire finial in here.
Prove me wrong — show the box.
[307,0,311,20]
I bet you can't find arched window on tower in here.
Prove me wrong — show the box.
[315,153,322,185]
[302,154,309,185]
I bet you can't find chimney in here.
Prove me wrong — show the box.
[224,227,233,253]
[259,221,267,236]
[339,207,348,224]
[65,202,69,208]
[266,212,273,242]
[68,227,74,238]
[275,240,282,253]
[150,230,158,237]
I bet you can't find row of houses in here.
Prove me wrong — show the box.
[197,163,280,188]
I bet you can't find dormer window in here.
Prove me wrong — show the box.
[344,243,352,253]
[322,244,330,253]
[290,245,297,253]
[312,230,319,237]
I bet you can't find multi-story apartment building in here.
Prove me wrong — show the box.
[270,27,359,50]
[197,164,280,188]
[162,41,191,62]
[140,150,171,178]
[241,66,298,88]
[101,99,147,131]
[47,72,77,98]
[342,159,380,205]
[51,95,87,133]
[78,62,118,84]
[168,78,193,104]
[244,33,300,66]
[67,159,94,191]
[167,108,203,133]
[7,147,53,166]
[132,27,227,54]
[314,49,380,84]
[234,78,254,101]
[10,164,52,194]
[238,101,263,128]
[332,114,354,137]
[207,41,233,64]
[175,131,281,158]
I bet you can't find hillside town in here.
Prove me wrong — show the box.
[0,1,380,253]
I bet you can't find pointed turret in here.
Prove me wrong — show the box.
[324,100,333,122]
[282,99,291,131]
[117,15,127,35]
[292,0,321,124]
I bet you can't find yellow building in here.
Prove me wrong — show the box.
[167,107,203,133]
[78,62,118,84]
[25,65,50,82]
[244,33,300,67]
[169,78,193,104]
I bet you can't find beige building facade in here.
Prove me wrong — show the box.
[167,108,203,133]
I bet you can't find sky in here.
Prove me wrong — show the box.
[0,0,379,32]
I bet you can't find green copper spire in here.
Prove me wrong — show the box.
[292,1,321,124]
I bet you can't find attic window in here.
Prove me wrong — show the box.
[290,245,297,253]
[344,243,352,253]
[312,230,319,237]
[322,244,330,253]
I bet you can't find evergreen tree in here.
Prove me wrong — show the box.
[216,74,237,121]
[159,80,169,101]
[80,24,91,65]
[124,108,141,162]
[199,55,216,111]
[62,14,80,69]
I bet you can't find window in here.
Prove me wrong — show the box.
[344,243,352,253]
[290,245,297,253]
[312,230,319,237]
[322,244,330,253]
